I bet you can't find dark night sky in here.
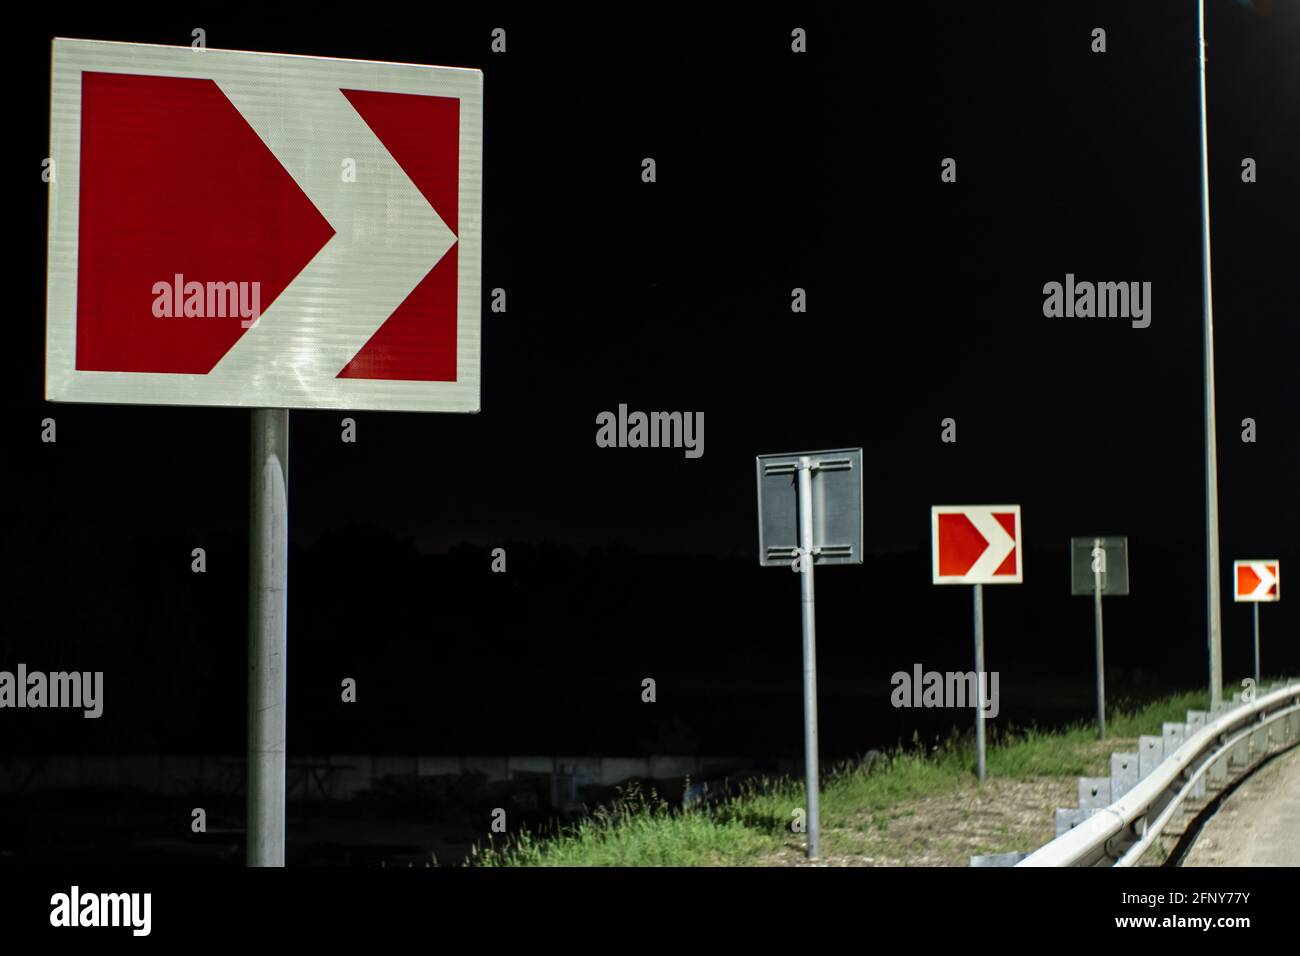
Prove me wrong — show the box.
[4,2,1298,760]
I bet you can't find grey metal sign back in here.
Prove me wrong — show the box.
[1071,536,1130,596]
[756,449,863,567]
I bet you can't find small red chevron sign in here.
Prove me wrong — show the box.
[1234,560,1280,603]
[932,505,1023,584]
[45,39,482,412]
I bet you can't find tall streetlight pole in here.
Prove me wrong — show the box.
[1197,0,1223,708]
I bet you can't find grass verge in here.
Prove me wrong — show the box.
[467,689,1210,867]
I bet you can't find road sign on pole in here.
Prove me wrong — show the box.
[1071,536,1130,739]
[932,505,1022,782]
[1070,536,1130,597]
[45,39,484,867]
[1233,560,1279,686]
[1233,560,1279,603]
[757,449,863,860]
[46,38,482,413]
[931,506,1022,585]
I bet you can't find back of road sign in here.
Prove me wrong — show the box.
[1070,536,1130,596]
[755,449,863,567]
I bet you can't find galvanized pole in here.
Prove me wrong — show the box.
[248,408,289,867]
[1093,538,1106,739]
[973,583,986,783]
[795,457,821,860]
[1197,0,1224,709]
[1253,603,1260,686]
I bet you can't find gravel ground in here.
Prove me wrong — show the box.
[760,776,1074,866]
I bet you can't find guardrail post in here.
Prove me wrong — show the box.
[1230,735,1251,768]
[1138,736,1164,779]
[1208,755,1228,787]
[1162,723,1186,754]
[1250,725,1268,756]
[1078,778,1111,810]
[1110,753,1138,800]
[1055,808,1088,838]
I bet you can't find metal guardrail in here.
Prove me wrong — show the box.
[1018,679,1300,867]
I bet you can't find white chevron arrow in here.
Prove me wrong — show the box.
[966,509,1018,579]
[210,77,454,383]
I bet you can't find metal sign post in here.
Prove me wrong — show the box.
[757,448,863,861]
[1071,537,1129,740]
[248,409,289,866]
[972,583,986,782]
[1253,603,1260,685]
[1092,543,1106,739]
[795,458,821,860]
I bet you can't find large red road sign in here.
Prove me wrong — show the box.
[1234,560,1280,602]
[46,39,482,412]
[931,505,1023,584]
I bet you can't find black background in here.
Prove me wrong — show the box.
[4,1,1298,768]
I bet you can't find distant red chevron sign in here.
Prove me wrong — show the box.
[1233,560,1279,602]
[931,505,1023,584]
[45,39,482,412]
